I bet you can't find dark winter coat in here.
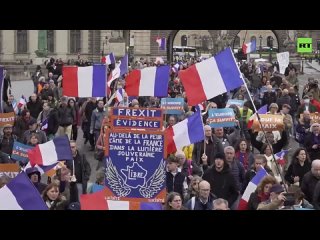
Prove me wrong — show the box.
[203,164,239,207]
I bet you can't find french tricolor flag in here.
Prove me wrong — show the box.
[156,37,166,50]
[179,47,244,106]
[242,39,256,54]
[125,66,170,97]
[104,53,116,65]
[0,172,48,210]
[168,111,204,151]
[238,168,268,210]
[28,135,73,167]
[275,149,289,167]
[116,88,124,102]
[172,63,180,73]
[63,65,106,97]
[18,95,27,108]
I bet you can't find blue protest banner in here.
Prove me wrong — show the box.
[113,108,162,118]
[11,141,34,162]
[208,108,236,128]
[112,119,161,130]
[160,98,184,114]
[105,130,166,201]
[226,99,244,108]
[111,107,163,130]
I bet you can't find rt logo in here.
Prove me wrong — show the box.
[297,38,312,53]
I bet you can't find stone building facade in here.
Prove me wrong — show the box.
[0,30,319,64]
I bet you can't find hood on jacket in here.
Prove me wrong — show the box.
[26,167,41,182]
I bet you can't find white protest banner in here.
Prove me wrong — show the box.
[276,52,289,74]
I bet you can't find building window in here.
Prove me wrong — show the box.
[267,36,273,47]
[17,30,28,53]
[47,30,54,53]
[251,36,256,50]
[70,30,81,53]
[181,35,187,46]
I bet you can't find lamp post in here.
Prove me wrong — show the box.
[259,35,262,58]
[101,36,108,57]
[269,36,274,62]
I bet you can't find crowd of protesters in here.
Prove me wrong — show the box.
[1,54,320,210]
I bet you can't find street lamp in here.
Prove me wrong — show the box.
[269,36,274,62]
[102,36,108,57]
[126,45,129,60]
[259,35,262,57]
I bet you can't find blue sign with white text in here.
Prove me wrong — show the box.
[105,131,166,200]
[112,119,161,129]
[160,98,184,114]
[208,108,236,128]
[226,99,244,108]
[11,141,34,162]
[113,108,162,118]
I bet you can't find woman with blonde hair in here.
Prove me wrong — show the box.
[184,176,202,202]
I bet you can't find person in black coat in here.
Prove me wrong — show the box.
[285,148,311,186]
[301,160,320,202]
[203,153,239,207]
[192,125,224,172]
[262,85,277,109]
[166,155,187,198]
[26,167,48,194]
[26,94,43,119]
[304,123,320,161]
[2,69,11,104]
[46,108,59,140]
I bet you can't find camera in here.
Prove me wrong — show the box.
[283,193,295,206]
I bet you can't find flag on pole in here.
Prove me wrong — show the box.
[119,54,129,76]
[238,168,268,210]
[28,135,73,167]
[63,65,107,97]
[18,95,27,108]
[156,37,166,50]
[107,55,129,88]
[116,88,124,102]
[196,103,205,112]
[104,53,116,65]
[0,172,48,210]
[275,149,289,167]
[125,66,170,97]
[167,111,204,151]
[179,47,244,106]
[242,39,257,54]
